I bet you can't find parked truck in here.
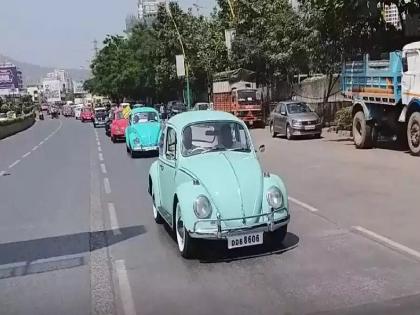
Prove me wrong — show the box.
[213,68,264,126]
[342,42,420,155]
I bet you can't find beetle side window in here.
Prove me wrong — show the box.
[166,127,177,160]
[159,128,165,156]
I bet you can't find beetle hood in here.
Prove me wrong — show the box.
[132,122,161,146]
[181,152,263,227]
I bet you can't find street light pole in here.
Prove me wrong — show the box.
[165,1,191,110]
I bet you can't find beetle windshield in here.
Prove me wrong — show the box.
[132,112,158,124]
[182,122,251,157]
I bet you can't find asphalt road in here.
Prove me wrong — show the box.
[1,116,420,315]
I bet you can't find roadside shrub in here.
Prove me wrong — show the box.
[0,104,10,113]
[334,106,352,130]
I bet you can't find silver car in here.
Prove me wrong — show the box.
[269,102,322,139]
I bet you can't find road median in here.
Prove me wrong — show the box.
[0,112,36,140]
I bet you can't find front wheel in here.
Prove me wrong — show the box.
[286,125,293,140]
[408,112,420,156]
[270,123,277,138]
[111,135,116,143]
[175,203,196,258]
[353,111,373,149]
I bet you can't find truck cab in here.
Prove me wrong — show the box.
[213,69,264,126]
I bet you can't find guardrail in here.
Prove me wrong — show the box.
[0,112,36,140]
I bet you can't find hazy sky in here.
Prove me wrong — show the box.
[0,0,216,69]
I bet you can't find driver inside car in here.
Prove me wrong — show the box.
[183,126,196,154]
[220,124,233,149]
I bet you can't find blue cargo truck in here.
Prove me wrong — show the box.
[341,42,420,155]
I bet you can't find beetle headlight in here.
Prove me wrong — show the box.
[193,195,212,219]
[267,186,283,209]
[134,138,140,145]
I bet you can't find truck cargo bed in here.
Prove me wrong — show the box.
[341,52,402,105]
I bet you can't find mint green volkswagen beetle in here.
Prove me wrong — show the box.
[148,111,290,258]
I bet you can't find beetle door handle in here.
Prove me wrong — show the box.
[160,165,164,171]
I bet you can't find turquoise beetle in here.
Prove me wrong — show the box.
[125,107,161,158]
[148,111,290,258]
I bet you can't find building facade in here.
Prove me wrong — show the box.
[0,63,23,96]
[45,69,73,94]
[138,0,177,21]
[383,4,402,30]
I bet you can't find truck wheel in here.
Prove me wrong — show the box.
[353,111,373,149]
[407,112,420,156]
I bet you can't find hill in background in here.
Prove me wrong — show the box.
[0,54,91,85]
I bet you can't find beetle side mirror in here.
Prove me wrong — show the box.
[258,145,266,153]
[281,110,286,116]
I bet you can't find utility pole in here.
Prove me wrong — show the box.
[166,1,191,110]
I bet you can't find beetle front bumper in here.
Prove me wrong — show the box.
[189,208,290,239]
[132,145,159,152]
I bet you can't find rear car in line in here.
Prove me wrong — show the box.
[110,109,128,142]
[93,107,108,128]
[80,107,94,123]
[126,107,161,157]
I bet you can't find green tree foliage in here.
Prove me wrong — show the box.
[86,0,416,103]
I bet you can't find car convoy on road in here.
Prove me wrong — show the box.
[36,60,420,257]
[37,100,297,258]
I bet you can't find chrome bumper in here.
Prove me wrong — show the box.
[189,208,290,239]
[132,145,159,152]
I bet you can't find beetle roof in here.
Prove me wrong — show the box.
[168,111,242,128]
[131,107,159,115]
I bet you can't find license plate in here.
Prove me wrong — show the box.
[227,232,263,249]
[304,125,316,130]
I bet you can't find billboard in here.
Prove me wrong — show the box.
[0,66,19,90]
[73,81,86,94]
[43,79,62,102]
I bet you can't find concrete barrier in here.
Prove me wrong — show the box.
[0,113,36,140]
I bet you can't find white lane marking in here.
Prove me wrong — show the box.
[288,196,319,212]
[22,152,31,158]
[44,136,50,141]
[98,153,104,161]
[98,146,102,152]
[39,140,44,145]
[103,178,111,194]
[0,171,5,177]
[353,226,420,261]
[108,203,121,236]
[31,253,84,265]
[115,260,136,315]
[8,160,21,169]
[97,141,101,146]
[32,145,39,151]
[100,163,107,174]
